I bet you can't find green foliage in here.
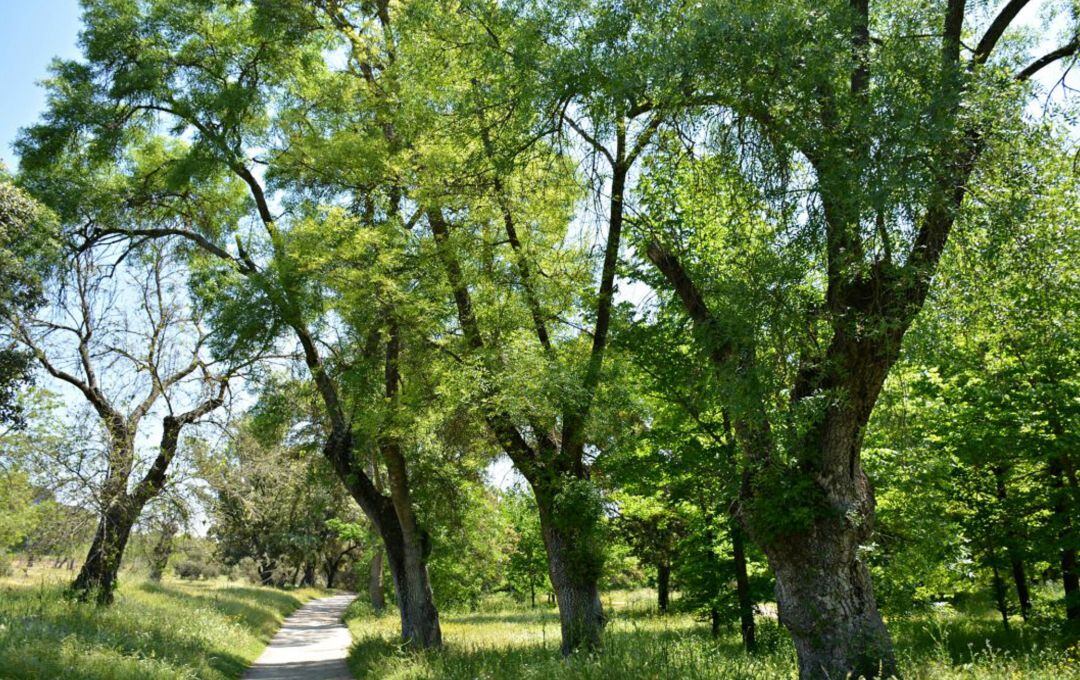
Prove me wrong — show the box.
[500,485,550,605]
[742,463,834,544]
[0,469,37,557]
[0,177,57,425]
[549,477,607,584]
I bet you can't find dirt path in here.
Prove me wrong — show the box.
[244,593,357,680]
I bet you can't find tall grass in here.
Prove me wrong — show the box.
[0,569,326,679]
[345,591,1079,679]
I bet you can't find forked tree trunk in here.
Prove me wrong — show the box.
[369,549,385,614]
[71,501,138,605]
[657,561,671,613]
[731,521,756,652]
[538,506,604,655]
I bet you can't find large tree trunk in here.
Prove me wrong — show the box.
[657,561,671,613]
[763,521,893,679]
[749,441,895,679]
[71,500,138,605]
[382,529,441,647]
[369,549,385,614]
[731,521,756,652]
[376,324,442,648]
[538,504,604,655]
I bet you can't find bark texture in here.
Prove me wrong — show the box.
[383,527,441,647]
[71,502,138,605]
[369,550,386,614]
[539,509,604,655]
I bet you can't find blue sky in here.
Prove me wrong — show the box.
[0,0,83,170]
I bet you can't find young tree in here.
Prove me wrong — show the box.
[500,485,550,608]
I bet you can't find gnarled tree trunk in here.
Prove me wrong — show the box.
[762,514,893,678]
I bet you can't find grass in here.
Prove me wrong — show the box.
[0,565,328,679]
[345,590,1080,679]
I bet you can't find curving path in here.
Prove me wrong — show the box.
[244,593,357,680]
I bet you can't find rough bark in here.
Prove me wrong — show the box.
[369,549,386,614]
[382,529,441,647]
[762,511,894,678]
[731,521,757,652]
[538,506,604,655]
[71,501,138,605]
[657,561,671,613]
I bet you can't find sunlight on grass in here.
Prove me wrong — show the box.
[0,567,327,679]
[345,591,1079,679]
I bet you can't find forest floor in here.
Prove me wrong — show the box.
[0,566,328,679]
[344,590,1080,679]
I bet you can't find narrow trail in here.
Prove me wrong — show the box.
[244,593,357,680]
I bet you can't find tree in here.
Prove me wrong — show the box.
[0,173,56,426]
[16,0,448,644]
[627,2,1078,676]
[500,485,550,608]
[867,132,1079,627]
[4,246,235,603]
[204,414,363,588]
